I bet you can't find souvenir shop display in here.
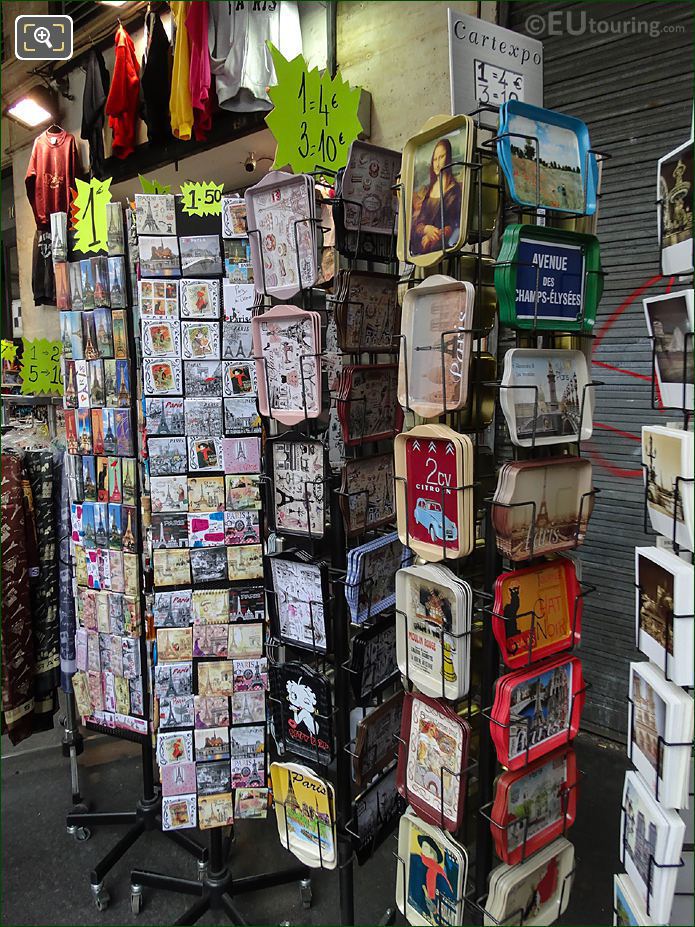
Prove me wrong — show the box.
[396,692,471,832]
[489,747,578,866]
[352,690,404,790]
[252,305,322,424]
[491,457,595,561]
[395,564,471,700]
[499,349,594,446]
[267,435,326,538]
[394,424,475,562]
[627,661,693,809]
[492,558,583,668]
[345,532,412,625]
[398,114,475,266]
[641,425,694,551]
[341,140,401,237]
[269,661,334,764]
[620,771,686,923]
[657,137,694,276]
[613,872,654,927]
[489,655,586,770]
[634,546,694,687]
[268,553,329,653]
[397,276,475,417]
[484,836,575,926]
[494,224,603,333]
[331,270,400,353]
[642,290,693,411]
[339,453,396,537]
[496,101,599,214]
[395,806,468,927]
[348,618,399,704]
[270,762,337,870]
[336,364,403,446]
[245,171,318,298]
[352,767,405,865]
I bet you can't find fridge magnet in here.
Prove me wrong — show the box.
[153,590,193,628]
[197,660,234,697]
[148,437,188,477]
[188,476,225,513]
[180,278,221,319]
[397,692,471,832]
[222,195,248,238]
[188,437,224,473]
[141,319,181,358]
[184,399,223,437]
[233,657,268,692]
[190,547,229,583]
[192,589,228,624]
[222,322,253,361]
[139,237,181,278]
[194,726,230,762]
[192,624,229,658]
[153,549,191,587]
[152,513,188,549]
[231,690,266,725]
[270,662,333,764]
[230,725,266,788]
[150,475,188,514]
[145,397,185,436]
[224,398,262,435]
[228,623,264,660]
[225,475,261,511]
[143,358,183,396]
[135,194,176,236]
[139,279,179,317]
[162,794,196,831]
[181,321,221,360]
[184,360,223,397]
[223,360,258,398]
[161,761,196,797]
[179,235,223,277]
[234,789,269,820]
[196,760,232,796]
[224,510,260,546]
[223,282,256,322]
[154,661,193,698]
[194,696,230,729]
[158,695,194,729]
[229,586,265,623]
[269,761,336,868]
[188,512,226,547]
[156,627,193,663]
[198,793,234,829]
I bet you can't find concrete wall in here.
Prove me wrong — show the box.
[336,1,496,151]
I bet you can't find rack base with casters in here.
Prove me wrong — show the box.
[65,742,208,911]
[130,828,311,925]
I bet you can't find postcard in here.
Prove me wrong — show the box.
[197,660,234,697]
[188,476,225,512]
[198,793,234,829]
[143,358,183,396]
[180,279,221,319]
[193,623,229,658]
[196,760,232,796]
[231,690,266,724]
[135,194,176,236]
[184,398,223,436]
[157,730,194,766]
[192,589,229,624]
[195,726,230,762]
[190,546,228,583]
[153,590,193,628]
[139,278,180,317]
[161,761,197,797]
[153,549,191,587]
[227,545,263,582]
[148,437,188,477]
[159,694,195,729]
[151,475,188,513]
[162,794,196,830]
[195,696,230,729]
[179,235,223,276]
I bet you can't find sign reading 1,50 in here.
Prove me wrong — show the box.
[184,185,221,210]
[297,73,344,163]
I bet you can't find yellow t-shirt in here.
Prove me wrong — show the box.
[170,1,193,140]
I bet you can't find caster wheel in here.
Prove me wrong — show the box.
[131,891,143,915]
[94,891,110,912]
[299,879,312,910]
[74,826,91,842]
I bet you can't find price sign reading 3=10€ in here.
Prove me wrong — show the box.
[266,44,362,175]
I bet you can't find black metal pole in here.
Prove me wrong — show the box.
[475,503,501,900]
[330,478,354,926]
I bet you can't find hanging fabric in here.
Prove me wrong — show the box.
[186,0,214,142]
[81,47,111,179]
[25,128,82,231]
[105,24,141,159]
[140,7,173,147]
[169,1,194,140]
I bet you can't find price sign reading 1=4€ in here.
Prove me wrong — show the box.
[20,338,64,396]
[72,177,112,253]
[180,181,224,217]
[265,43,363,175]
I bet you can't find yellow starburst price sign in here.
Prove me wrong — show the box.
[265,44,363,175]
[20,338,63,396]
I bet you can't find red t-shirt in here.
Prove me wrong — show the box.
[25,129,81,230]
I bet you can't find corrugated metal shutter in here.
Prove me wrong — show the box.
[502,1,693,738]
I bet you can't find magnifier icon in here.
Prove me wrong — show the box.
[33,26,53,49]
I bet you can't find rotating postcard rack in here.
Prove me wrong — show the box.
[58,205,207,913]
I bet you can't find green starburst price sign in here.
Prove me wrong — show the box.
[20,338,63,396]
[180,181,224,217]
[72,177,112,254]
[265,44,362,174]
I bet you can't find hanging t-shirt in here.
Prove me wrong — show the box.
[186,0,214,141]
[32,231,56,307]
[140,9,173,146]
[25,129,81,231]
[105,25,141,159]
[207,1,302,113]
[81,48,110,179]
[170,1,194,140]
